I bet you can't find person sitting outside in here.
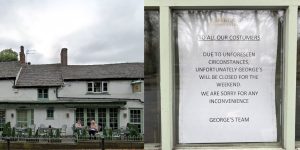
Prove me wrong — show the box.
[75,120,83,128]
[88,120,98,140]
[75,119,83,135]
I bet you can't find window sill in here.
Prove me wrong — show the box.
[86,92,109,95]
[38,98,49,100]
[46,117,54,120]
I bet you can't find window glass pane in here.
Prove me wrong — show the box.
[103,82,108,92]
[17,110,28,128]
[38,88,48,99]
[47,108,54,118]
[88,82,93,92]
[130,109,141,133]
[94,82,101,92]
[76,108,84,126]
[98,108,106,130]
[109,108,118,130]
[44,93,48,98]
[144,10,161,144]
[87,108,95,123]
[174,10,283,143]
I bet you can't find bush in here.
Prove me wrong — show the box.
[28,128,32,137]
[103,127,112,138]
[127,123,139,137]
[2,122,12,137]
[11,127,15,137]
[55,129,61,138]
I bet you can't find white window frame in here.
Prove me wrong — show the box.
[87,81,108,93]
[145,0,297,149]
[37,88,49,99]
[129,109,143,133]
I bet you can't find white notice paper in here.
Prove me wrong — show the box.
[177,10,282,143]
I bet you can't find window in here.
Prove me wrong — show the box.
[75,108,119,129]
[0,110,5,132]
[87,81,108,93]
[38,88,48,99]
[75,108,84,126]
[109,108,118,130]
[130,109,142,133]
[16,109,33,128]
[102,82,108,92]
[47,108,54,119]
[87,108,95,122]
[144,10,161,144]
[98,108,107,130]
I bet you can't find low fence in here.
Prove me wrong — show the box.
[0,135,143,144]
[76,135,144,142]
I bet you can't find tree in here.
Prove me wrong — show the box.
[0,49,18,62]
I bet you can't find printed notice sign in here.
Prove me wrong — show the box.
[177,10,282,143]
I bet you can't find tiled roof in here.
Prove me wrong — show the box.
[0,61,21,78]
[62,63,144,80]
[3,62,143,87]
[15,64,63,87]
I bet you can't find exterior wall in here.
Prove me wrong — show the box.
[58,80,144,101]
[5,109,16,127]
[34,107,75,135]
[121,101,144,132]
[0,80,57,101]
[0,79,144,135]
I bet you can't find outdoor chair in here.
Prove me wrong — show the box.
[29,124,36,135]
[112,129,121,139]
[61,124,67,136]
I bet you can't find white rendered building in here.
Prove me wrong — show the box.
[0,46,144,135]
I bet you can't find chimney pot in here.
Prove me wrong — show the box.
[61,48,68,66]
[19,46,25,64]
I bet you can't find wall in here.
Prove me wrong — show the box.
[58,80,144,101]
[121,101,144,133]
[34,107,75,135]
[0,80,57,101]
[5,109,16,127]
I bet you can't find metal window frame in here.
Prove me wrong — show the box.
[145,0,298,150]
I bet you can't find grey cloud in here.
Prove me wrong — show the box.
[0,0,143,65]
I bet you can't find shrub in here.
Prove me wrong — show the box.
[2,122,12,137]
[55,129,61,138]
[11,127,15,137]
[28,128,32,137]
[127,123,139,137]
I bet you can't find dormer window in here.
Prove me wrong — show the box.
[87,81,108,93]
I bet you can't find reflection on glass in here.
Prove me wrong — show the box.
[295,11,300,140]
[144,10,161,145]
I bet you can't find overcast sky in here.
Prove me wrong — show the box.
[0,0,143,65]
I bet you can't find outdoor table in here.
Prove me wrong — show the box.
[15,127,27,136]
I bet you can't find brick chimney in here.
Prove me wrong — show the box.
[60,48,68,66]
[19,46,25,64]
